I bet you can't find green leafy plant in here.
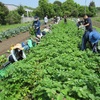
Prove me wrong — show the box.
[0,55,7,69]
[0,20,100,100]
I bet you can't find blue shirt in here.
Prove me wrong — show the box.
[33,20,41,35]
[33,20,41,29]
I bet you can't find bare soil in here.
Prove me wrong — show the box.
[0,32,30,56]
[92,20,100,28]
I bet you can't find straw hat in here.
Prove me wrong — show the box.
[13,43,24,50]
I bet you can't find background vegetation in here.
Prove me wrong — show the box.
[0,23,31,32]
[0,0,99,25]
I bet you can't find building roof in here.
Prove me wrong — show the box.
[5,4,33,12]
[5,4,18,11]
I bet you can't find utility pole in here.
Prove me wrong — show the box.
[85,0,86,14]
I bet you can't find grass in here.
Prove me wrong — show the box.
[0,19,49,33]
[0,22,32,32]
[93,26,100,32]
[92,17,100,22]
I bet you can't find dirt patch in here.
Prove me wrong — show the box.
[0,32,30,56]
[92,20,100,28]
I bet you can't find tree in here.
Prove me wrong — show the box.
[33,7,43,18]
[5,11,21,24]
[53,3,62,16]
[62,0,78,17]
[34,0,96,18]
[0,2,9,25]
[39,0,49,18]
[89,1,96,16]
[89,1,95,7]
[78,6,86,17]
[71,9,79,17]
[46,3,55,18]
[17,5,25,16]
[64,11,70,17]
[53,1,62,6]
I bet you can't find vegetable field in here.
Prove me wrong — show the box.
[0,25,31,40]
[0,20,52,41]
[0,21,100,100]
[0,23,32,32]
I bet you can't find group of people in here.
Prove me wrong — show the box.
[2,37,36,68]
[2,16,52,68]
[53,16,61,24]
[2,14,100,68]
[77,15,100,53]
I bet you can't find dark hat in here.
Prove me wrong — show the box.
[34,16,38,19]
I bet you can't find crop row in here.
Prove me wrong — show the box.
[0,19,52,41]
[0,55,7,69]
[0,20,100,100]
[0,24,32,40]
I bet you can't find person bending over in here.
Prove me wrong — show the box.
[89,30,100,53]
[9,43,26,63]
[1,44,26,68]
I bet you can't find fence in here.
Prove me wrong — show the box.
[21,17,34,23]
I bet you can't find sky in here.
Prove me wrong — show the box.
[0,0,100,8]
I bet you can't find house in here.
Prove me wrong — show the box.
[5,4,33,17]
[5,4,18,11]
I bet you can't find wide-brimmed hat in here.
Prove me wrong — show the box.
[13,43,24,50]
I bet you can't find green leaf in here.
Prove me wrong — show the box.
[57,94,64,100]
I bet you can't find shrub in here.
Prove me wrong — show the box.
[5,11,21,24]
[0,2,9,25]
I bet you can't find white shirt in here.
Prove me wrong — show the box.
[77,18,80,22]
[44,16,48,23]
[11,49,26,62]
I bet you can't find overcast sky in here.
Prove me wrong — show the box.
[0,0,99,8]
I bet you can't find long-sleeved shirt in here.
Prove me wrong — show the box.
[10,49,26,62]
[33,20,41,30]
